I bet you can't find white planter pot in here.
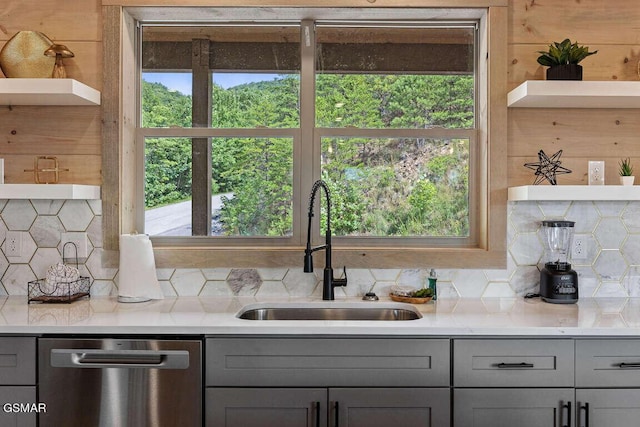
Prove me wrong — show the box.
[620,176,635,185]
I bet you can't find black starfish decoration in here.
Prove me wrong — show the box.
[523,149,572,185]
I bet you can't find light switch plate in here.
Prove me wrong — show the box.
[588,161,605,185]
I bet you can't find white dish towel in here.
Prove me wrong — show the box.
[118,234,164,303]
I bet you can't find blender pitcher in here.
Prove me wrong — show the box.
[539,220,578,304]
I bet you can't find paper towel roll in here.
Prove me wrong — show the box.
[118,234,164,303]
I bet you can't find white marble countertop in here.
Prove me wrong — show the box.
[2,296,640,336]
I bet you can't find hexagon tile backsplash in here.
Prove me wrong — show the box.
[1,199,640,299]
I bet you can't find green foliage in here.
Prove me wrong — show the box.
[143,73,473,237]
[619,158,634,176]
[217,137,293,236]
[145,137,192,208]
[536,39,598,67]
[142,81,193,208]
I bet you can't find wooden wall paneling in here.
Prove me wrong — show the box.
[0,0,101,42]
[507,0,640,190]
[45,42,103,90]
[508,44,640,88]
[0,41,104,85]
[508,109,640,157]
[3,154,101,184]
[0,106,101,155]
[508,156,638,188]
[509,0,640,45]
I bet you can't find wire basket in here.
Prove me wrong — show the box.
[28,242,91,304]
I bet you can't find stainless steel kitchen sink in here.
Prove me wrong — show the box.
[237,302,422,321]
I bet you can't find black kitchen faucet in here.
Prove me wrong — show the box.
[303,179,347,300]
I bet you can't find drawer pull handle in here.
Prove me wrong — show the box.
[496,362,534,369]
[314,401,320,427]
[561,401,571,427]
[618,362,640,369]
[335,401,339,427]
[580,402,589,427]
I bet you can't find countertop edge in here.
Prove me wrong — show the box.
[4,296,640,336]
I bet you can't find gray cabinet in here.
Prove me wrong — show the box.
[207,337,449,387]
[454,339,574,388]
[206,387,449,427]
[331,388,449,427]
[575,339,640,426]
[576,389,640,427]
[453,339,575,427]
[0,337,37,427]
[206,337,451,427]
[454,388,574,427]
[206,388,327,427]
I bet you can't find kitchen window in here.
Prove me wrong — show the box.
[102,4,507,269]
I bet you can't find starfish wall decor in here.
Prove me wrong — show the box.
[523,149,572,185]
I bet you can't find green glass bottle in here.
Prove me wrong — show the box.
[428,269,437,301]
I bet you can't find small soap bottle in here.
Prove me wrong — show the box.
[428,269,437,301]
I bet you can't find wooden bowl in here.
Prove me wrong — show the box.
[389,293,433,304]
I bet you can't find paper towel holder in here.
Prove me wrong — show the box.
[118,233,164,303]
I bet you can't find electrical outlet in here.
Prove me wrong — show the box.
[61,232,88,263]
[588,161,605,185]
[5,231,22,257]
[572,237,587,260]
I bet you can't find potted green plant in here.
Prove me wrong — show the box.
[619,157,635,185]
[536,38,598,80]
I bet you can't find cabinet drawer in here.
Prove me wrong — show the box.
[0,386,37,427]
[206,337,450,387]
[453,339,574,387]
[0,337,36,385]
[576,339,640,387]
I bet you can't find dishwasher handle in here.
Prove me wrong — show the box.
[51,349,190,369]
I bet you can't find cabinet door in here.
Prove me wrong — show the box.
[0,387,36,427]
[206,388,326,427]
[576,389,640,427]
[0,337,36,385]
[454,388,574,427]
[330,388,450,427]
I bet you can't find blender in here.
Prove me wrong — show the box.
[539,220,578,304]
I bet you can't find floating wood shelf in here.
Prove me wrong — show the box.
[507,81,640,108]
[0,184,100,200]
[508,185,640,201]
[0,78,100,106]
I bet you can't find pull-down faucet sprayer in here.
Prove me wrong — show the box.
[304,180,347,300]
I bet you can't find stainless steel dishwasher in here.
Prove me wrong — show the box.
[38,337,202,427]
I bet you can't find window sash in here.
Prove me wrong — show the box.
[136,127,303,246]
[314,127,478,247]
[138,19,478,247]
[137,126,476,247]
